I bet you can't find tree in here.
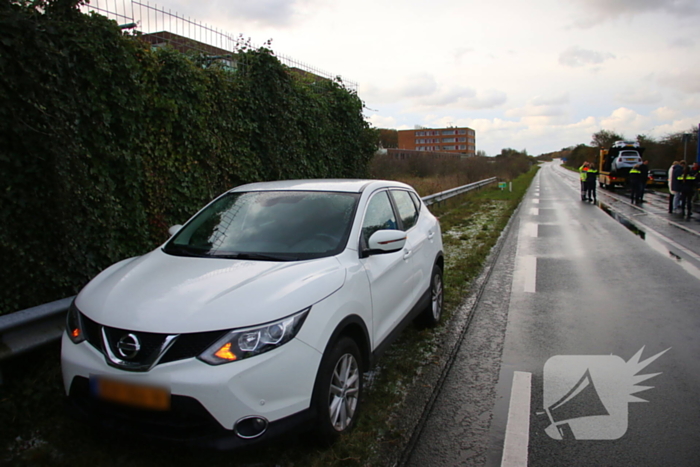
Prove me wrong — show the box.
[636,134,655,148]
[377,128,398,148]
[568,144,598,169]
[591,129,625,148]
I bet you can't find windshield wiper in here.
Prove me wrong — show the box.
[217,252,297,261]
[163,245,209,258]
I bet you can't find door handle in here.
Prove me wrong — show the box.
[403,249,412,260]
[428,231,435,240]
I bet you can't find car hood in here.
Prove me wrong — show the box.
[75,250,346,333]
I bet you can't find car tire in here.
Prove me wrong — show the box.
[417,265,444,327]
[312,336,363,445]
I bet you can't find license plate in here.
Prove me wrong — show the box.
[91,377,171,411]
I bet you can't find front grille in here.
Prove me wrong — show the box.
[161,330,226,364]
[103,325,170,362]
[80,312,227,369]
[82,314,103,351]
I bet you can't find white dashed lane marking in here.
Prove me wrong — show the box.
[501,371,532,467]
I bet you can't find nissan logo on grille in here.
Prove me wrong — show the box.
[116,333,141,359]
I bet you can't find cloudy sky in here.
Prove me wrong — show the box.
[118,0,700,155]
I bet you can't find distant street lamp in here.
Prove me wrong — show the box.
[683,133,691,163]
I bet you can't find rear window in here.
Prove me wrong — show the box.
[620,151,640,158]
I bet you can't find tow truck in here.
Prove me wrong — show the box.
[598,141,644,189]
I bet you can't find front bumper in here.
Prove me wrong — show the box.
[61,333,322,448]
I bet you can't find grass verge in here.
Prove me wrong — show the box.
[0,167,538,467]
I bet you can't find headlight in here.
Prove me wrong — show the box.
[198,308,310,365]
[66,301,86,344]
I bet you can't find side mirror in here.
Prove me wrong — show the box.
[168,225,183,237]
[365,230,406,256]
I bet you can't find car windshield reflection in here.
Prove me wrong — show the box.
[164,191,360,261]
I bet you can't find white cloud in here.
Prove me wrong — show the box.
[420,87,476,107]
[455,117,525,134]
[532,94,570,106]
[678,95,700,110]
[570,0,700,27]
[162,0,303,27]
[658,70,700,93]
[453,47,476,61]
[505,97,568,118]
[600,107,652,133]
[615,87,662,105]
[652,119,700,136]
[652,107,681,121]
[412,88,507,111]
[399,74,439,98]
[559,46,616,68]
[236,0,298,25]
[360,74,438,104]
[365,77,507,112]
[368,114,397,129]
[669,37,695,49]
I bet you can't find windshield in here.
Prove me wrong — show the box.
[164,191,360,261]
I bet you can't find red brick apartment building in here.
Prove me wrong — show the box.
[397,127,476,157]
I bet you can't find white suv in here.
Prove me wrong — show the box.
[62,179,444,449]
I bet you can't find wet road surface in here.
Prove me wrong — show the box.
[403,161,700,466]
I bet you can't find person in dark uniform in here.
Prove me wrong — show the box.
[585,163,599,203]
[692,163,700,212]
[678,166,697,219]
[628,164,643,204]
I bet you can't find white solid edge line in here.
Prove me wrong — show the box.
[501,371,532,467]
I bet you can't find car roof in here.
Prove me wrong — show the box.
[229,179,413,194]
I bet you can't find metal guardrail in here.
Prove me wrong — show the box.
[422,177,497,206]
[0,177,498,366]
[0,296,74,364]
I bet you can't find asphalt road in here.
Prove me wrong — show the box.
[404,161,700,467]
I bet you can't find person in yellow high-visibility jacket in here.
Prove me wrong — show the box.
[579,162,589,201]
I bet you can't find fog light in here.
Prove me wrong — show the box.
[234,416,268,439]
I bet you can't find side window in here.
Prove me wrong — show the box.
[391,190,419,231]
[409,191,422,213]
[361,191,398,245]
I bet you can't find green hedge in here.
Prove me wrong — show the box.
[0,0,377,314]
